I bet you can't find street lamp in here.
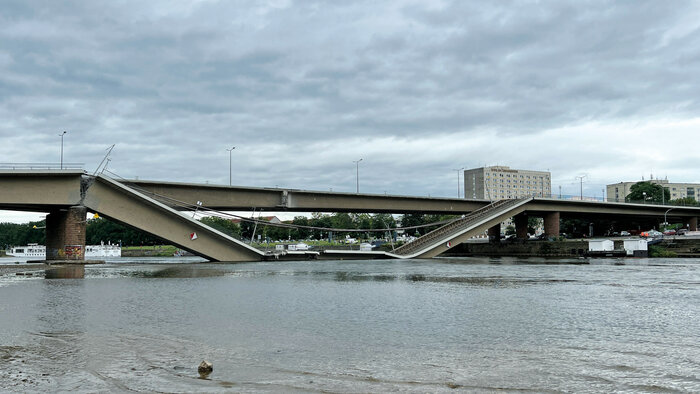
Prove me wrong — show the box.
[663,208,674,228]
[642,191,647,204]
[452,167,464,198]
[353,158,363,193]
[59,131,67,169]
[226,146,236,186]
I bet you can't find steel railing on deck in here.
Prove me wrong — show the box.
[392,198,528,256]
[0,162,84,170]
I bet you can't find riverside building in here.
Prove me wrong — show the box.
[464,166,551,235]
[464,166,551,200]
[607,179,700,202]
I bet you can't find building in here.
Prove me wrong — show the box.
[464,166,551,235]
[464,166,551,200]
[606,179,700,202]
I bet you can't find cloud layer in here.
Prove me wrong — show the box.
[2,0,699,208]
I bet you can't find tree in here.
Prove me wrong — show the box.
[291,216,310,240]
[199,216,241,238]
[626,181,670,203]
[670,197,699,206]
[86,217,161,246]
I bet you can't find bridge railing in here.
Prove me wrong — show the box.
[392,198,527,256]
[0,162,85,170]
[524,192,699,207]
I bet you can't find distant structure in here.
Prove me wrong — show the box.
[606,179,700,202]
[464,166,551,200]
[464,165,551,235]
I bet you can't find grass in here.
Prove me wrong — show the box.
[648,245,677,258]
[121,245,179,257]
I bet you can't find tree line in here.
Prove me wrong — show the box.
[1,213,457,248]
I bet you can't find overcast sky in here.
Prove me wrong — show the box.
[2,1,700,222]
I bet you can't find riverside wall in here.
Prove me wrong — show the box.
[446,238,700,258]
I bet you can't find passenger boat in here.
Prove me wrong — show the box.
[7,243,45,258]
[6,242,122,258]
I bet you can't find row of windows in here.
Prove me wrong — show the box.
[489,180,547,185]
[486,173,549,180]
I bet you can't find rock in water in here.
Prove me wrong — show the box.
[198,360,213,374]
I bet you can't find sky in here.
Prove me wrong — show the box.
[2,0,700,222]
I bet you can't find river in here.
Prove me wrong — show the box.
[1,256,698,392]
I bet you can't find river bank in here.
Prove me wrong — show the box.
[121,245,179,257]
[447,237,700,258]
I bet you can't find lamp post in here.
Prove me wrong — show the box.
[226,146,235,186]
[452,167,464,198]
[642,191,647,204]
[575,174,586,200]
[59,131,67,169]
[353,158,363,193]
[663,208,674,229]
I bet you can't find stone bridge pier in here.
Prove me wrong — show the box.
[543,212,560,237]
[45,205,86,261]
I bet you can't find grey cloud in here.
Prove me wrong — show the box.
[1,0,700,202]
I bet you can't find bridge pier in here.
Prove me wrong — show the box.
[46,205,86,261]
[514,214,528,239]
[488,224,501,243]
[686,217,698,232]
[543,211,560,237]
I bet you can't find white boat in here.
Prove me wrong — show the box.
[7,243,45,258]
[85,242,122,258]
[6,242,121,258]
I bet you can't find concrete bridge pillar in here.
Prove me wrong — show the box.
[488,224,501,243]
[514,214,528,239]
[543,212,560,237]
[686,217,698,232]
[46,205,86,261]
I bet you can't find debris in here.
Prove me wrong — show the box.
[198,360,213,374]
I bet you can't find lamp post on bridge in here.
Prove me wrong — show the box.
[353,158,363,193]
[59,131,67,169]
[452,167,464,198]
[226,146,236,186]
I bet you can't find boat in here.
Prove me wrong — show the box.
[6,242,121,258]
[6,243,45,258]
[85,241,122,257]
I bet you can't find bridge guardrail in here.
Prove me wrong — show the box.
[392,198,527,256]
[0,163,84,170]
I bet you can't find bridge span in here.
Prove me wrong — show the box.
[2,170,700,262]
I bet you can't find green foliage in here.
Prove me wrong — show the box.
[626,181,670,203]
[560,218,589,237]
[0,220,46,248]
[505,225,516,235]
[86,218,162,246]
[669,197,699,206]
[648,245,676,257]
[199,216,241,237]
[527,217,542,235]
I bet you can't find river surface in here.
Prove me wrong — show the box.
[0,256,698,393]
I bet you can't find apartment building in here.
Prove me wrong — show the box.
[464,166,551,200]
[607,179,700,202]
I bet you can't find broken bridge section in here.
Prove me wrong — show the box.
[388,198,533,259]
[82,175,264,262]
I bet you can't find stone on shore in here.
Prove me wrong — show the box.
[198,360,213,374]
